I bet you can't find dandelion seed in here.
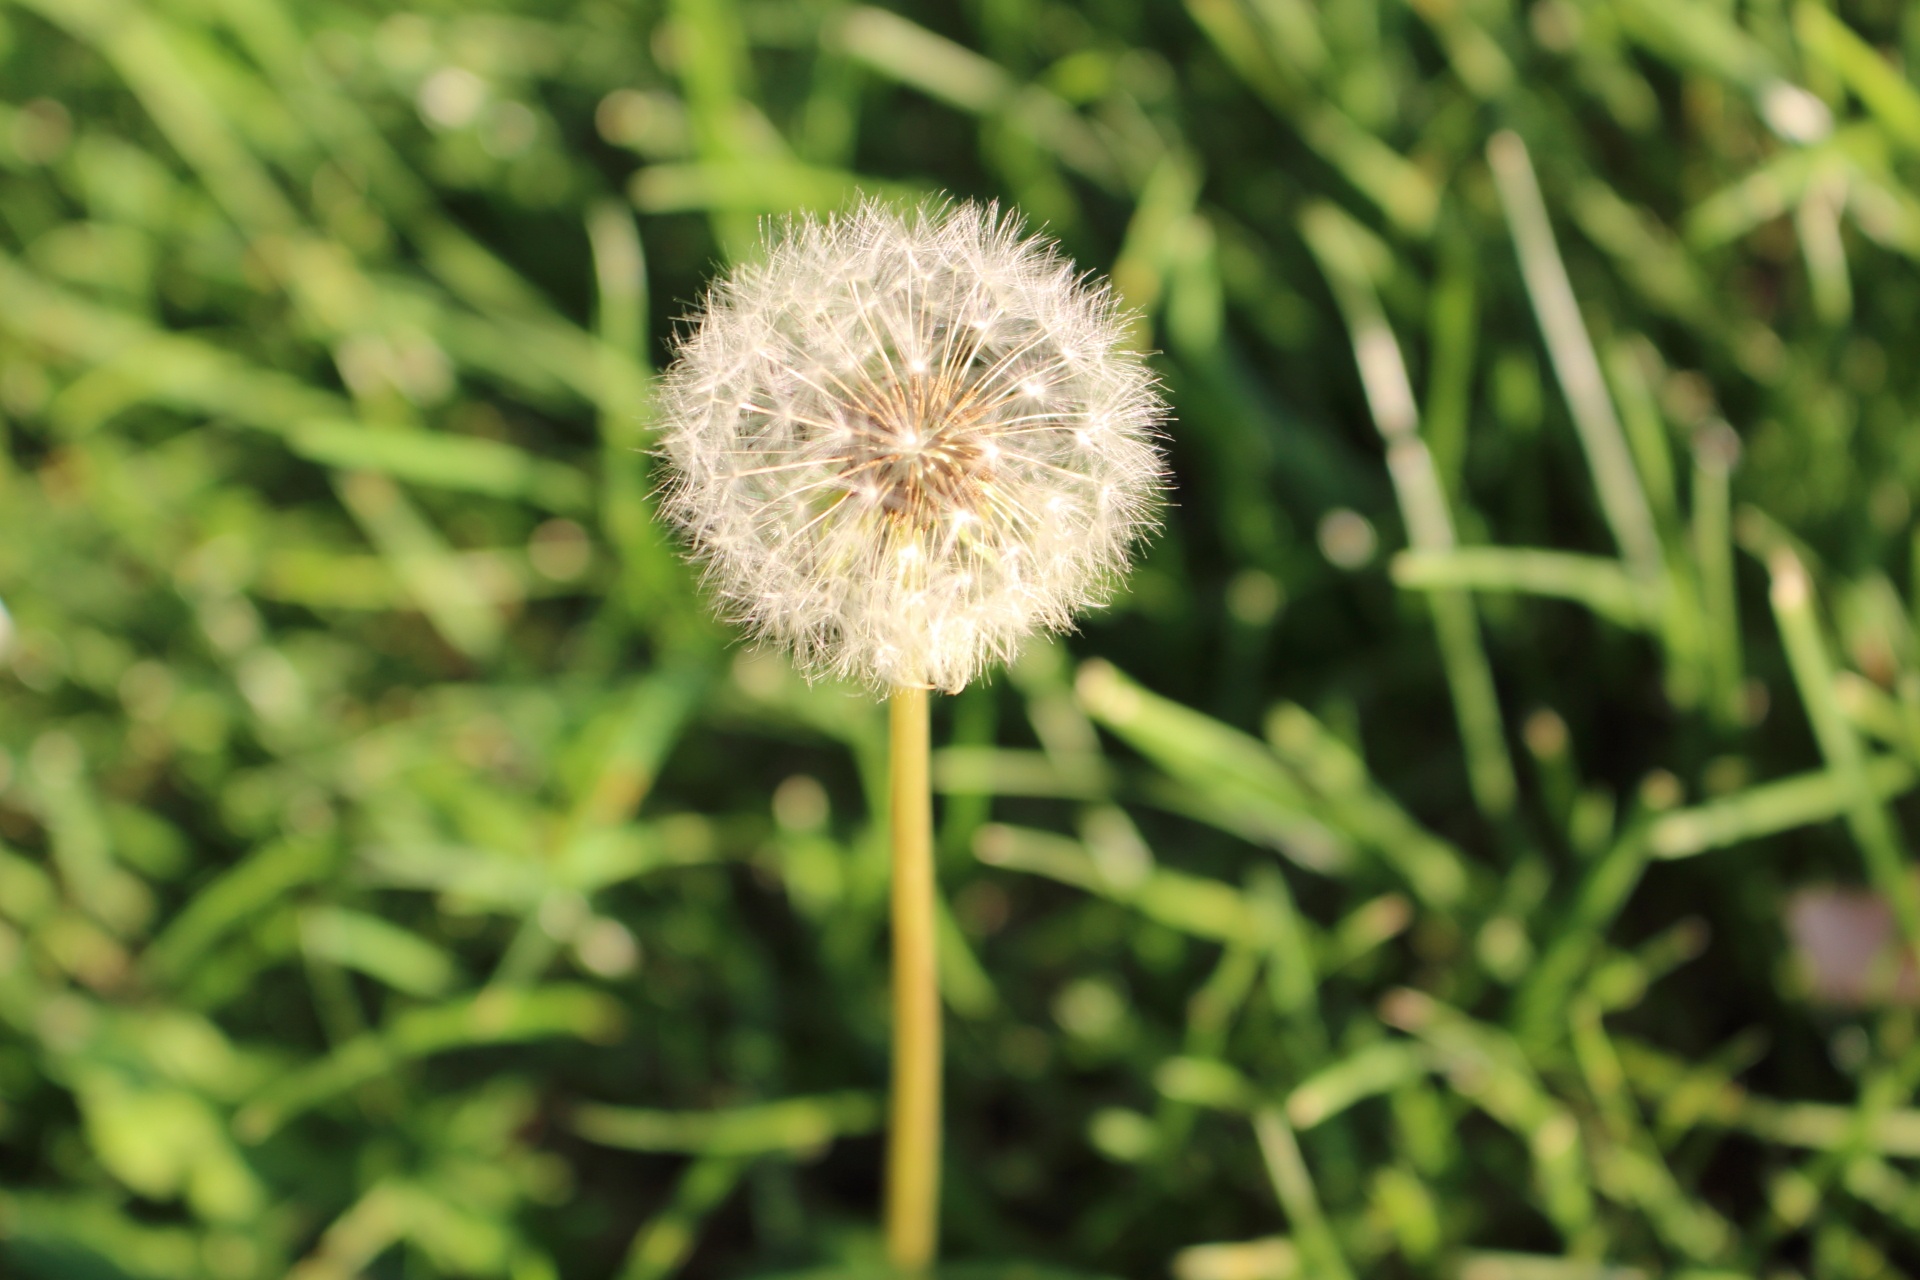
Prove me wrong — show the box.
[657,199,1167,692]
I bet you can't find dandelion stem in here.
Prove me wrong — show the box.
[886,685,940,1272]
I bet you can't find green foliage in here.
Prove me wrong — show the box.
[4,0,1920,1276]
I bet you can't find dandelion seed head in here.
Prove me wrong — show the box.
[659,199,1167,692]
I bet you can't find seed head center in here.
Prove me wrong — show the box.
[838,372,993,530]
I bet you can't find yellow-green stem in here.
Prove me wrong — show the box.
[885,686,940,1273]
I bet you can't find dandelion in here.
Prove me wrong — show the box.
[655,199,1167,1272]
[657,199,1165,694]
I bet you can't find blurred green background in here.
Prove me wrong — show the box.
[4,0,1920,1276]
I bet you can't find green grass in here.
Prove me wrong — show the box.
[3,0,1920,1276]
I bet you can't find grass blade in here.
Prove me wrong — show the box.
[1300,202,1515,818]
[1767,549,1920,954]
[1391,549,1657,629]
[1488,131,1663,583]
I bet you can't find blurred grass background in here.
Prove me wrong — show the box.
[4,0,1920,1275]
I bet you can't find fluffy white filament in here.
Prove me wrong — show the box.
[658,200,1166,692]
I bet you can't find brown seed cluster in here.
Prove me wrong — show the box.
[830,371,1000,533]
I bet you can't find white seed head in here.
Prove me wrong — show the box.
[657,200,1167,692]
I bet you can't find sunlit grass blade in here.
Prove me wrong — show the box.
[334,471,503,660]
[1794,168,1853,325]
[143,839,336,984]
[1319,893,1413,974]
[1794,3,1920,154]
[1263,703,1473,909]
[1686,140,1833,248]
[1570,999,1735,1261]
[1075,660,1353,874]
[16,0,297,233]
[1403,0,1513,99]
[1618,1039,1920,1157]
[297,906,461,998]
[1186,1,1435,234]
[1284,1041,1430,1130]
[1766,547,1920,953]
[1384,990,1597,1241]
[1423,235,1477,496]
[1691,424,1745,727]
[1391,548,1657,630]
[0,1193,207,1280]
[1155,1055,1257,1112]
[1600,336,1711,705]
[573,1092,880,1156]
[930,747,1111,799]
[1488,131,1663,584]
[1171,1236,1299,1280]
[1457,1254,1649,1280]
[255,546,574,612]
[1610,0,1779,88]
[828,6,1119,191]
[1646,755,1916,859]
[1512,825,1651,1042]
[1571,187,1716,332]
[1247,865,1327,1060]
[287,420,591,511]
[235,986,623,1139]
[1252,1109,1355,1280]
[1300,201,1515,818]
[974,823,1261,945]
[617,1155,751,1280]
